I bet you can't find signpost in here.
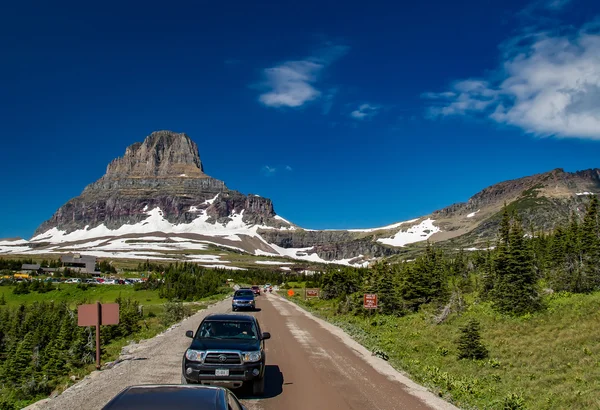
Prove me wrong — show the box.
[306,288,319,298]
[363,294,378,309]
[78,302,119,369]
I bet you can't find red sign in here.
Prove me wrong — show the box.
[364,294,378,309]
[306,289,319,298]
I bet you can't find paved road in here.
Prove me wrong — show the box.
[238,293,455,410]
[28,293,456,410]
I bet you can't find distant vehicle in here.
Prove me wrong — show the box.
[64,278,81,284]
[103,279,117,285]
[251,285,260,296]
[232,289,256,311]
[102,385,247,410]
[14,273,32,281]
[182,314,270,395]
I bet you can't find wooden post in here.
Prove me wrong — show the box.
[96,302,101,369]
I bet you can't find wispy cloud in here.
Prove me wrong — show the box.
[544,0,571,10]
[261,165,276,176]
[257,45,349,108]
[423,21,600,139]
[285,165,293,171]
[350,103,380,120]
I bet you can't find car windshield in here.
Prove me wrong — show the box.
[197,320,258,339]
[234,290,254,297]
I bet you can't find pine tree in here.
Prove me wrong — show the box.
[580,195,600,291]
[491,210,540,315]
[374,263,401,315]
[457,319,488,360]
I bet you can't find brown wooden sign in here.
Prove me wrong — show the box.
[364,294,378,309]
[78,303,119,326]
[78,302,120,369]
[306,289,319,298]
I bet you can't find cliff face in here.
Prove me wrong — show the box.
[34,131,281,235]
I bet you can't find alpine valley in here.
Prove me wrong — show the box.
[1,130,599,269]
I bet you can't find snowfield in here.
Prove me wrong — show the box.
[15,206,439,266]
[377,218,440,247]
[467,210,480,218]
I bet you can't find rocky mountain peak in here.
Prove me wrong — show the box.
[106,130,205,178]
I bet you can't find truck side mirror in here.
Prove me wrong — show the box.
[185,330,194,338]
[262,332,271,340]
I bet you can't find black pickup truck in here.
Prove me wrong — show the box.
[181,314,270,395]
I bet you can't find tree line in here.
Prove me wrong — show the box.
[317,196,600,318]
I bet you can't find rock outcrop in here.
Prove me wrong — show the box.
[34,131,283,235]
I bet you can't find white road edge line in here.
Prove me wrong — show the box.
[275,294,459,410]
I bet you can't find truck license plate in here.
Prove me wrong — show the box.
[215,369,229,376]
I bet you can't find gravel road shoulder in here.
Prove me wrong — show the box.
[23,297,232,410]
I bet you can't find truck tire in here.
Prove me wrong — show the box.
[252,376,265,396]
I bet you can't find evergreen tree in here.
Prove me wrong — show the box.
[491,210,541,315]
[580,195,600,291]
[373,262,401,315]
[457,319,488,360]
[399,243,447,311]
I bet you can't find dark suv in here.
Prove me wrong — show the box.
[251,286,260,296]
[182,314,270,395]
[232,289,256,311]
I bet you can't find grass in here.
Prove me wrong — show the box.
[284,291,600,410]
[0,284,165,307]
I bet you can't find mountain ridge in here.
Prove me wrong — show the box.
[2,131,598,266]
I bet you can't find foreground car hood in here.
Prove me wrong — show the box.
[189,338,260,351]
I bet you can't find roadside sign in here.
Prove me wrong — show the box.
[364,294,378,309]
[78,302,120,369]
[306,289,319,298]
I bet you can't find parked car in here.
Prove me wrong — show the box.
[182,314,270,395]
[102,385,247,410]
[251,285,260,296]
[103,279,117,285]
[232,289,256,311]
[64,278,81,284]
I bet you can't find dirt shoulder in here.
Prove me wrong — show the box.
[23,297,232,410]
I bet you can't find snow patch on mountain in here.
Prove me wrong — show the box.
[255,261,294,265]
[347,218,419,233]
[377,218,440,247]
[30,207,273,244]
[467,210,480,218]
[576,192,594,196]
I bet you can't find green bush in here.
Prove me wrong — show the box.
[163,299,185,325]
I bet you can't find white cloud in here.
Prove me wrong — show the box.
[350,103,380,120]
[285,165,293,171]
[261,165,276,176]
[257,45,348,108]
[424,24,600,139]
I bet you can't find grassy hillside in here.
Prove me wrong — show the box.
[0,284,164,307]
[285,290,600,409]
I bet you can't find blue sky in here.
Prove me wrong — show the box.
[2,0,600,239]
